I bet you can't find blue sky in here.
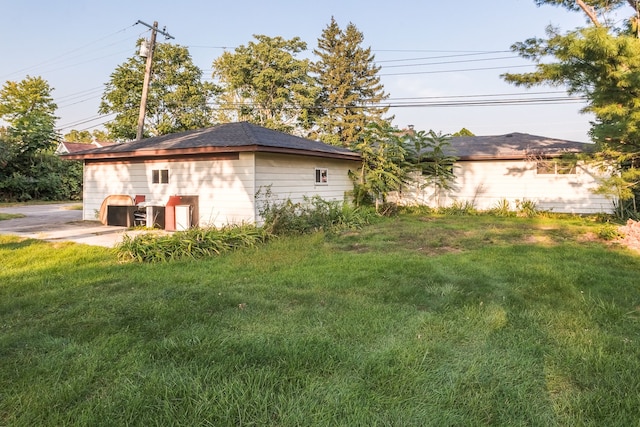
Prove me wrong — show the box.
[0,0,593,141]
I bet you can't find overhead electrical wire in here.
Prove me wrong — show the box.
[1,24,138,80]
[35,27,574,134]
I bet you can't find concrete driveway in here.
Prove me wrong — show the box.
[0,203,132,247]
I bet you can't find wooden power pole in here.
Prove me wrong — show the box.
[135,20,174,140]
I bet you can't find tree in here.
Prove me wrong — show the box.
[0,75,58,157]
[312,18,391,147]
[503,0,640,217]
[92,129,111,142]
[0,76,81,201]
[349,123,407,212]
[451,127,475,137]
[503,1,640,161]
[64,129,93,143]
[212,35,319,134]
[403,130,457,203]
[100,41,216,141]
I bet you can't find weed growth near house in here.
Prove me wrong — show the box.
[2,214,640,425]
[117,197,373,262]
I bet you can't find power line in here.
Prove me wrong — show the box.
[380,64,534,76]
[376,51,512,63]
[381,55,521,69]
[1,24,138,80]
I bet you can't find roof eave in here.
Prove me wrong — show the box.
[62,145,361,161]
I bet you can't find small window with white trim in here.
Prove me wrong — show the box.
[152,169,169,184]
[315,168,328,185]
[536,160,576,175]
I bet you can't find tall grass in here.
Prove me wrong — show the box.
[2,215,640,425]
[116,224,270,263]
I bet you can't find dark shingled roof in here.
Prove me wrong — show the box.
[447,132,595,160]
[62,122,360,161]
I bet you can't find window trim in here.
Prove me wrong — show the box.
[152,169,169,184]
[536,160,576,175]
[315,167,328,185]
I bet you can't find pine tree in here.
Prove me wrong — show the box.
[312,18,391,147]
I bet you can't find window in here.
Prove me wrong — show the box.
[536,160,576,175]
[152,169,169,184]
[315,168,328,185]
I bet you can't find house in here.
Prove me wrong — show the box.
[55,140,116,155]
[392,132,613,214]
[61,122,361,228]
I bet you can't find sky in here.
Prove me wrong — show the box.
[0,0,595,142]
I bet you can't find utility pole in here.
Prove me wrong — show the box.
[135,20,174,140]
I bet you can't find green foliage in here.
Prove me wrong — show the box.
[0,76,80,201]
[349,123,407,211]
[0,76,58,157]
[212,35,318,134]
[596,222,623,240]
[0,154,82,202]
[594,167,640,219]
[91,129,110,142]
[116,225,270,263]
[117,192,371,262]
[63,129,93,143]
[100,41,216,140]
[311,17,391,146]
[504,1,640,218]
[403,130,458,197]
[257,189,372,235]
[488,198,515,217]
[515,199,541,218]
[451,127,475,137]
[436,200,478,216]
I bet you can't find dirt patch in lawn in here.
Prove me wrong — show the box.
[619,220,640,253]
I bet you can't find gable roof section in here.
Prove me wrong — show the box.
[61,122,360,162]
[448,132,595,161]
[55,140,117,155]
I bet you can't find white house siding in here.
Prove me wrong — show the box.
[254,153,359,217]
[392,160,613,214]
[82,153,256,226]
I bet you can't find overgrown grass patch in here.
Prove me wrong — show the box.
[2,215,640,425]
[0,212,24,221]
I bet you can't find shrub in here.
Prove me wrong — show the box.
[115,225,270,263]
[488,198,514,217]
[257,190,372,235]
[596,223,623,241]
[515,199,539,218]
[437,200,477,216]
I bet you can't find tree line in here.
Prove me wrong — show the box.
[2,5,640,217]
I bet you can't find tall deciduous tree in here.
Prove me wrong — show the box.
[64,129,93,143]
[212,35,319,134]
[312,17,391,147]
[0,77,81,201]
[100,41,216,141]
[0,75,58,157]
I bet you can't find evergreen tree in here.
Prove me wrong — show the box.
[312,17,391,147]
[503,0,640,217]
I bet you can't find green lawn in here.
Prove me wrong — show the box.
[2,214,640,426]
